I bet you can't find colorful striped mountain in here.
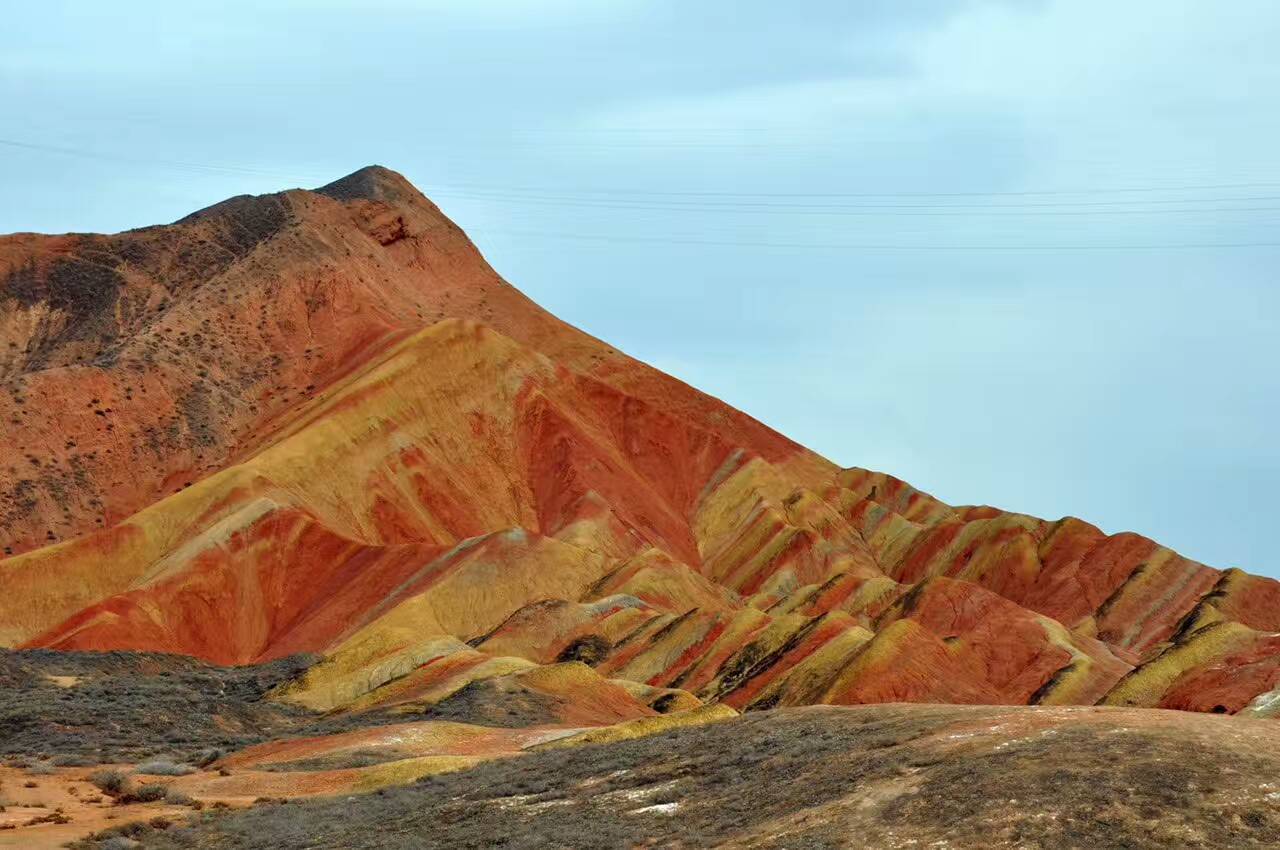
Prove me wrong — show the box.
[4,166,1279,722]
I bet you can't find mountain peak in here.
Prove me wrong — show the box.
[315,164,423,206]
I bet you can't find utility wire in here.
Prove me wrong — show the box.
[431,187,1280,210]
[425,179,1280,200]
[483,228,1280,252]
[434,192,1280,218]
[0,137,326,184]
[6,135,1278,250]
[7,134,1280,203]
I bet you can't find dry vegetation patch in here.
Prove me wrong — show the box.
[68,705,1280,850]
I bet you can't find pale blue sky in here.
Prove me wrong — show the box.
[3,1,1278,576]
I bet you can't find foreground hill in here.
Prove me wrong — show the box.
[70,703,1280,850]
[4,650,1278,849]
[3,165,1280,725]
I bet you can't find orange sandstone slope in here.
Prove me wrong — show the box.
[2,166,1280,719]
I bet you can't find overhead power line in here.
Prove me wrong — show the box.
[5,135,1278,251]
[483,228,1280,252]
[6,134,1280,203]
[433,191,1280,217]
[430,179,1280,200]
[0,137,325,184]
[431,186,1280,209]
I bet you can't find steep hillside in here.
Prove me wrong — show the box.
[3,166,1280,721]
[0,166,815,558]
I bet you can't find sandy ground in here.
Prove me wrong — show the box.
[0,720,582,847]
[0,766,192,850]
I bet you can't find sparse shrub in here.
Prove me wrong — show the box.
[25,810,71,825]
[136,760,195,776]
[89,769,129,796]
[98,837,140,850]
[52,754,95,767]
[194,747,223,768]
[119,782,168,804]
[162,787,197,806]
[27,761,56,775]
